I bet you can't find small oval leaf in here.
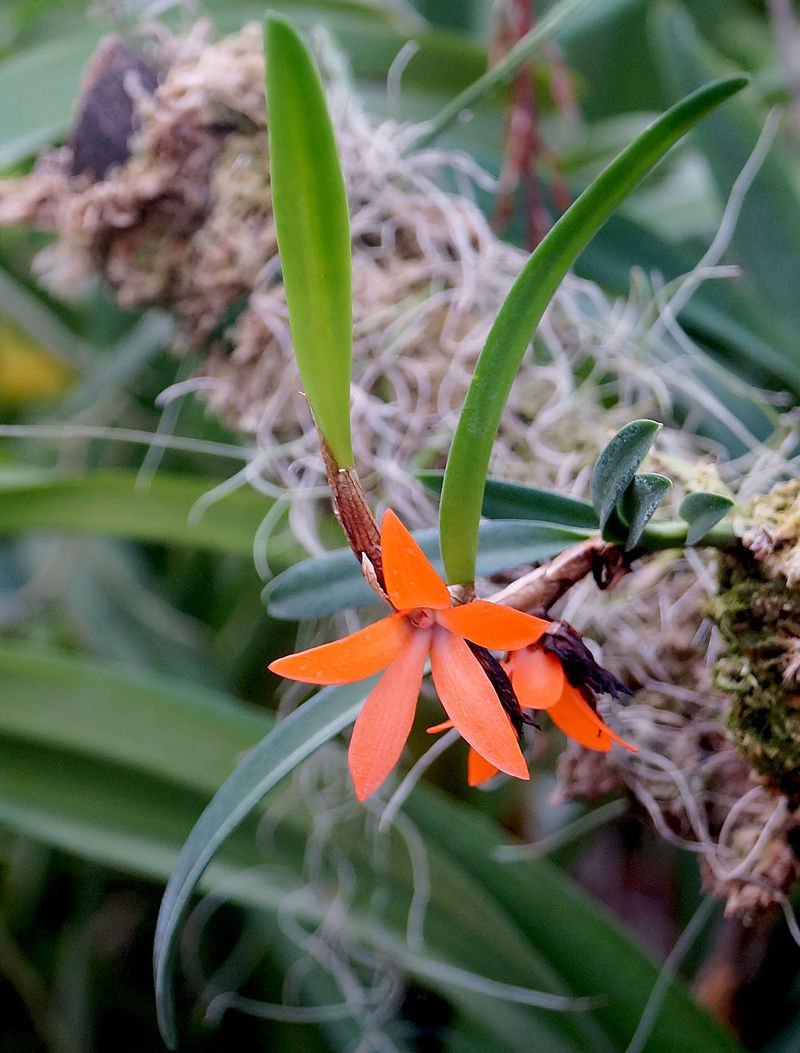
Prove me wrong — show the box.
[679,491,734,546]
[154,681,370,1050]
[618,473,672,550]
[591,420,662,531]
[264,520,594,620]
[418,471,599,530]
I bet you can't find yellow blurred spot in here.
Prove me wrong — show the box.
[0,317,73,405]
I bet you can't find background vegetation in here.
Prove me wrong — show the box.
[1,1,799,1051]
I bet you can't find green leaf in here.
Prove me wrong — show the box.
[264,16,354,467]
[618,473,672,550]
[404,793,745,1053]
[154,681,371,1049]
[679,491,734,546]
[438,75,748,585]
[0,640,266,794]
[0,30,102,170]
[263,520,593,620]
[0,642,743,1053]
[650,3,800,342]
[590,420,662,531]
[0,470,295,560]
[419,471,599,530]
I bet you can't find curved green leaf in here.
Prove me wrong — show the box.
[618,473,672,551]
[0,470,294,560]
[263,520,593,620]
[0,640,266,793]
[419,471,598,529]
[590,420,661,531]
[154,681,371,1048]
[265,16,354,467]
[438,75,748,585]
[679,491,734,546]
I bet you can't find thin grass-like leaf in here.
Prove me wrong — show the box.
[438,75,748,585]
[264,16,354,467]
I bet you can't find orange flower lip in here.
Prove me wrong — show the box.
[269,509,549,800]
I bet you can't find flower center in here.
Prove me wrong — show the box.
[408,608,434,630]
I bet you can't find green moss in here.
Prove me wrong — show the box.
[710,549,800,798]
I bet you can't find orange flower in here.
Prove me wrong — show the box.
[269,509,549,800]
[457,644,637,786]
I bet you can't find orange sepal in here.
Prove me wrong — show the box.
[467,748,499,787]
[548,682,637,752]
[436,600,549,651]
[269,612,412,685]
[380,509,451,611]
[348,628,431,800]
[429,627,528,781]
[505,646,565,711]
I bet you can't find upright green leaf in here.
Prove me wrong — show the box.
[264,16,354,466]
[590,420,661,532]
[437,76,747,585]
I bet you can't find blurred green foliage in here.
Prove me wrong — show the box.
[1,0,799,1050]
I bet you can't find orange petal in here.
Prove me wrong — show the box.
[380,509,451,611]
[269,613,412,685]
[506,646,565,711]
[437,601,549,650]
[429,628,529,780]
[348,628,431,800]
[467,748,499,787]
[548,682,637,752]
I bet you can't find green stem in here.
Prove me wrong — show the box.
[638,519,737,551]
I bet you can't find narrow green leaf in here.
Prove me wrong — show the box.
[618,473,672,550]
[679,491,734,546]
[0,470,293,560]
[438,75,747,585]
[263,520,593,620]
[264,16,354,466]
[418,471,599,530]
[154,682,371,1049]
[590,420,662,531]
